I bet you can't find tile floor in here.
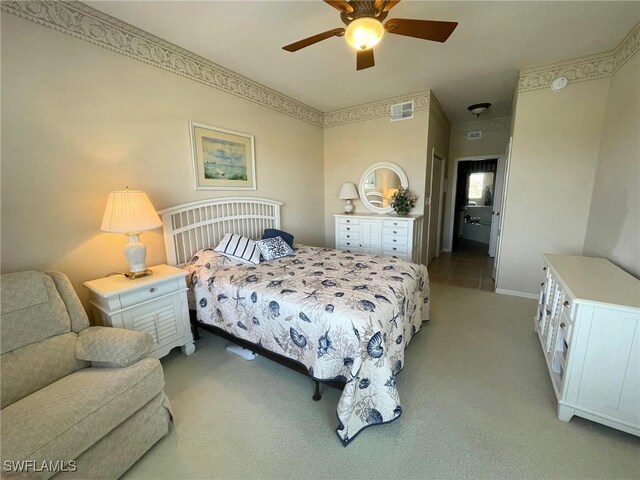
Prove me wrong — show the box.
[428,239,495,291]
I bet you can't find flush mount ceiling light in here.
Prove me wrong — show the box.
[467,103,492,118]
[282,0,458,71]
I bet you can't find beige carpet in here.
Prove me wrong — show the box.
[124,284,640,479]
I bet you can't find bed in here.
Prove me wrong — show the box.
[159,197,430,445]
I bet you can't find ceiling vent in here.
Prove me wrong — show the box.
[390,101,414,121]
[467,131,482,140]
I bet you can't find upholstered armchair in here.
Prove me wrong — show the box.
[0,271,173,479]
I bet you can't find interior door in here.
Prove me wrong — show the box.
[427,152,444,265]
[492,138,512,281]
[489,154,507,257]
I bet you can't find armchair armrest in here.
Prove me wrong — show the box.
[76,326,153,367]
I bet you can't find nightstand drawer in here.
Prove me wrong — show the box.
[118,277,184,308]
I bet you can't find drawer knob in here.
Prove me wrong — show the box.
[393,222,398,225]
[543,267,547,271]
[560,322,566,330]
[393,239,397,243]
[149,287,156,293]
[346,242,350,246]
[346,227,350,231]
[546,310,551,316]
[393,247,397,251]
[346,220,350,223]
[563,301,569,307]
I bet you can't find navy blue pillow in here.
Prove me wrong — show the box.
[262,228,294,248]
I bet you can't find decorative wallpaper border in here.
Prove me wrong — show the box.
[1,0,325,126]
[519,22,639,92]
[323,90,431,128]
[451,116,512,136]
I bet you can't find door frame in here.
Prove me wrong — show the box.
[493,138,513,287]
[445,154,502,252]
[426,149,446,264]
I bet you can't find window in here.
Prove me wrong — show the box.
[467,172,494,206]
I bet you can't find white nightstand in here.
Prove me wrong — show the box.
[84,264,195,359]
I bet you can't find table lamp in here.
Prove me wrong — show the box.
[101,188,162,279]
[339,182,359,214]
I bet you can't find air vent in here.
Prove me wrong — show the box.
[390,101,414,121]
[467,131,482,140]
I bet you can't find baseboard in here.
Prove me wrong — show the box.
[495,288,538,300]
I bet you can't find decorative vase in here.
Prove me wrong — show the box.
[395,208,409,216]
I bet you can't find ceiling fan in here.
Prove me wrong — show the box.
[282,0,458,71]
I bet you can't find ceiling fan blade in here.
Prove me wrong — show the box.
[282,28,345,52]
[382,0,401,12]
[324,0,354,13]
[384,18,458,42]
[357,49,375,71]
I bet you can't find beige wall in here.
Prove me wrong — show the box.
[1,14,324,307]
[583,52,640,277]
[443,120,511,251]
[497,79,609,294]
[423,98,451,263]
[323,110,430,248]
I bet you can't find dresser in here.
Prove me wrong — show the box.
[334,213,423,262]
[84,264,195,359]
[535,254,640,435]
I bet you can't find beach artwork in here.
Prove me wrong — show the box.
[191,122,256,190]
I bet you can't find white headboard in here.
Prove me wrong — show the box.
[158,197,282,266]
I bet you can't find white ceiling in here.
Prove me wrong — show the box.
[86,1,639,123]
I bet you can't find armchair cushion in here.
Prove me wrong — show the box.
[76,327,152,368]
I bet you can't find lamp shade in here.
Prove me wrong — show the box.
[339,182,359,200]
[101,190,162,233]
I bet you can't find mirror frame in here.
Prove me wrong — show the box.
[358,162,409,214]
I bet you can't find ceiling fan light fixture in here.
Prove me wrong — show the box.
[345,17,384,50]
[467,103,492,118]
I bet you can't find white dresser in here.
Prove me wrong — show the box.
[334,213,423,262]
[535,254,640,435]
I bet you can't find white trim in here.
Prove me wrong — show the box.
[159,197,282,266]
[358,162,409,215]
[496,288,538,300]
[445,155,502,252]
[426,150,446,263]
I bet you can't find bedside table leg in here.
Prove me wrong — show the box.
[181,341,196,356]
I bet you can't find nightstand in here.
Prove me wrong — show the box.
[84,264,195,359]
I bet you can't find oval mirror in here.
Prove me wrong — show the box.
[358,162,409,214]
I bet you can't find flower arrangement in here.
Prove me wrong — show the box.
[391,187,417,215]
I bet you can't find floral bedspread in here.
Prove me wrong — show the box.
[185,245,430,445]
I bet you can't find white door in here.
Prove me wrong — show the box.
[489,154,506,257]
[493,138,512,281]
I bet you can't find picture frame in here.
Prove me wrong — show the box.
[190,122,256,190]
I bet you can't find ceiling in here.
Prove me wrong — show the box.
[86,1,639,123]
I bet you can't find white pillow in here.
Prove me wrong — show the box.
[214,233,261,264]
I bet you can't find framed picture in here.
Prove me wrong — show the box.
[190,122,256,190]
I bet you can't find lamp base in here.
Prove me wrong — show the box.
[124,269,153,280]
[343,200,354,215]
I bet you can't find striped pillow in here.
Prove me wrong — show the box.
[214,233,261,264]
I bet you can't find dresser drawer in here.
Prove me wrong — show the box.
[383,244,408,255]
[337,225,358,235]
[383,233,408,244]
[338,240,359,249]
[337,231,359,242]
[118,278,184,308]
[337,217,359,226]
[383,219,410,228]
[383,226,408,237]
